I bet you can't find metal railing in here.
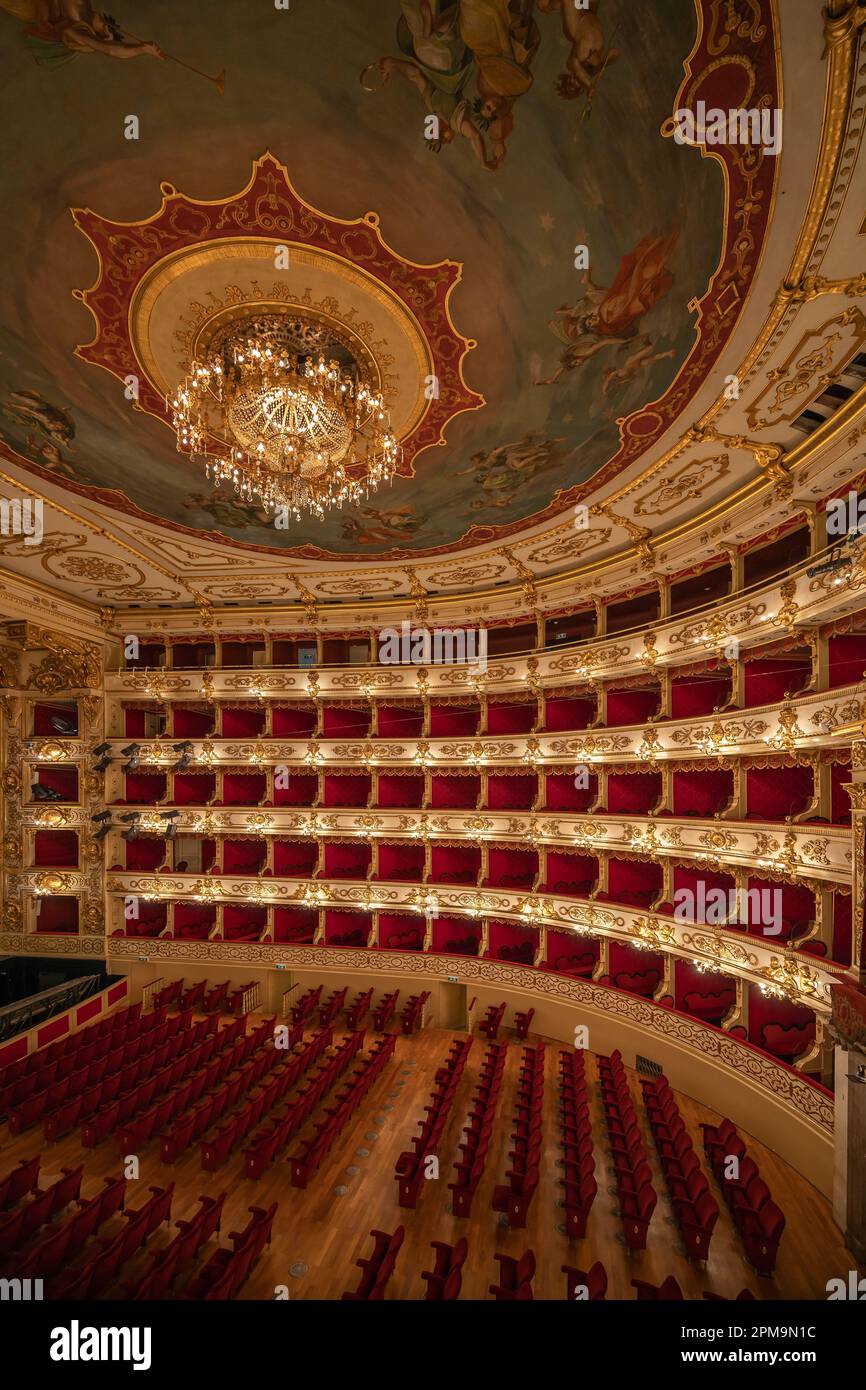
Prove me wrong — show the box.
[0,974,102,1045]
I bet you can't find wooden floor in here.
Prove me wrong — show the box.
[0,1020,858,1301]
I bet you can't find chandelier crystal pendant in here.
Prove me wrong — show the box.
[169,316,401,521]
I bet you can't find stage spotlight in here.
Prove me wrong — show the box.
[119,812,141,823]
[91,741,111,757]
[94,824,111,843]
[94,757,112,774]
[165,824,177,841]
[122,757,141,773]
[172,740,194,753]
[91,811,112,823]
[121,825,140,842]
[120,742,141,757]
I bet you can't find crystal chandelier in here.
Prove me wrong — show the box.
[169,315,400,521]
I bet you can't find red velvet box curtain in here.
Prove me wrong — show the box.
[33,830,78,867]
[608,940,662,997]
[674,959,736,1022]
[379,912,424,951]
[487,702,536,734]
[487,918,535,964]
[545,928,597,977]
[377,705,424,738]
[222,771,267,806]
[603,857,661,909]
[32,767,78,801]
[221,706,266,737]
[223,838,267,875]
[323,841,371,879]
[173,772,215,805]
[670,669,731,719]
[35,895,78,934]
[543,851,596,895]
[487,773,537,810]
[323,773,371,808]
[745,764,813,820]
[607,770,661,814]
[123,772,165,805]
[223,904,266,941]
[274,774,317,807]
[124,836,165,872]
[171,706,214,739]
[828,632,866,688]
[485,846,537,888]
[324,909,369,946]
[743,654,810,707]
[606,686,659,726]
[376,842,423,881]
[544,771,596,811]
[377,773,424,808]
[33,702,77,736]
[672,768,733,817]
[274,840,317,876]
[273,907,316,942]
[429,844,480,885]
[430,774,480,809]
[429,705,478,737]
[322,705,370,738]
[543,695,594,731]
[174,902,215,939]
[747,985,815,1061]
[272,706,316,737]
[432,916,481,955]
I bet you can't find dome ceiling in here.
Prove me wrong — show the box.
[0,0,781,566]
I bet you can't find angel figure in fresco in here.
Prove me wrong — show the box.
[340,505,421,546]
[23,434,79,478]
[535,0,620,105]
[182,491,272,531]
[0,389,75,446]
[458,430,564,508]
[601,335,676,397]
[0,1,164,65]
[365,1,539,171]
[535,232,678,386]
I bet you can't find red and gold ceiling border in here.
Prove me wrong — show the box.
[69,152,483,475]
[1,0,780,566]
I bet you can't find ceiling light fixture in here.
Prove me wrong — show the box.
[169,315,401,521]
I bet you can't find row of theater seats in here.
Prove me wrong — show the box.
[395,1037,473,1208]
[242,1028,336,1177]
[7,1009,200,1139]
[599,1048,657,1251]
[1,1002,153,1123]
[491,1043,543,1229]
[290,1034,397,1188]
[449,1041,506,1217]
[641,1071,720,1261]
[558,1049,597,1240]
[80,1014,257,1149]
[701,1118,786,1273]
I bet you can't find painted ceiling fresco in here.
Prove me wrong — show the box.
[0,0,778,559]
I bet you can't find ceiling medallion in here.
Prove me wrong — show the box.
[72,152,483,515]
[171,311,399,519]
